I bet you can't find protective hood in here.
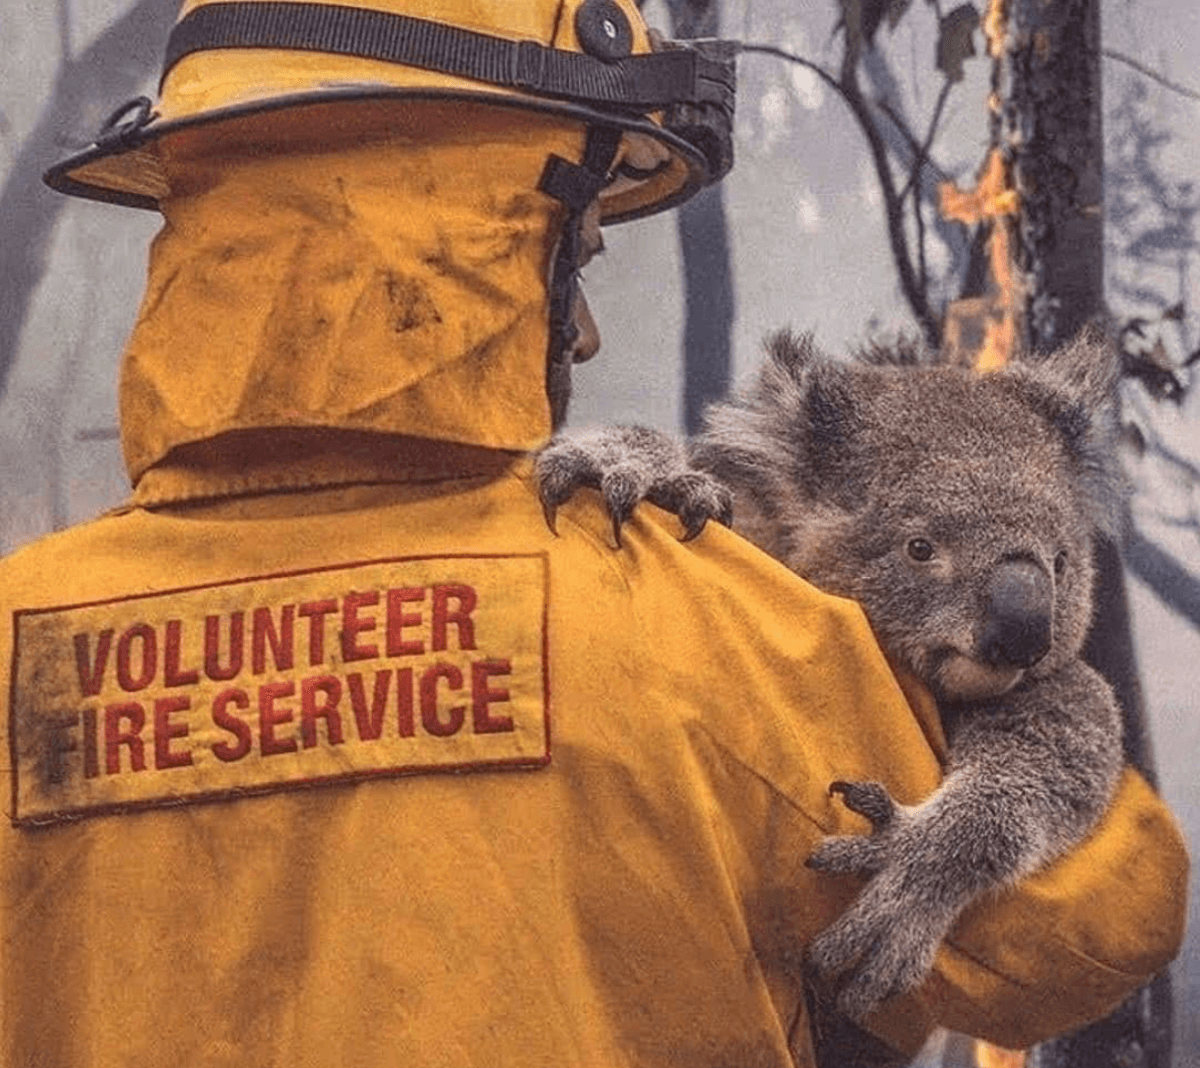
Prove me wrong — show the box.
[120,104,581,484]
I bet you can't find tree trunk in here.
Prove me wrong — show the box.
[994,2,1172,1065]
[660,0,735,432]
[0,0,181,397]
[678,185,736,432]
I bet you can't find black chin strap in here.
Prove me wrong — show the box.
[538,125,623,365]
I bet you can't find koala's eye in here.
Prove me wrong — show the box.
[907,538,935,562]
[1054,550,1068,578]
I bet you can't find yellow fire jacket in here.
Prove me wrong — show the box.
[0,432,1186,1067]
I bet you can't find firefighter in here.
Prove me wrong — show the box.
[4,1,1183,1064]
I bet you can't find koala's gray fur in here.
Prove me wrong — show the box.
[536,329,1125,1034]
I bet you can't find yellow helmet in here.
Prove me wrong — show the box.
[44,0,737,224]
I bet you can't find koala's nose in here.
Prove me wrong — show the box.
[981,559,1053,670]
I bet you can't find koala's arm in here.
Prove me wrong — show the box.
[809,660,1128,1018]
[844,765,1187,1054]
[914,767,1186,1049]
[819,668,1187,1051]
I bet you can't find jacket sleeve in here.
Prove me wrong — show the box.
[878,767,1189,1051]
[569,499,1189,1055]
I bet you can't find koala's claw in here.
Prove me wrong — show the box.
[541,498,560,536]
[535,427,735,547]
[598,469,643,548]
[669,473,735,541]
[829,780,897,830]
[536,438,600,538]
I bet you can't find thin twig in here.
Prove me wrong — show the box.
[1102,48,1200,103]
[873,87,944,324]
[915,176,928,297]
[898,78,954,203]
[875,95,953,187]
[899,78,951,297]
[740,42,941,347]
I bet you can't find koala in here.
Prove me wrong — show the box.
[536,329,1126,1030]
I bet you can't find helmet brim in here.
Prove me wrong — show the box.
[44,86,710,225]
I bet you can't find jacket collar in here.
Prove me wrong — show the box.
[130,428,523,508]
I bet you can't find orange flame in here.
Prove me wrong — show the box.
[975,1039,1027,1068]
[938,150,1022,371]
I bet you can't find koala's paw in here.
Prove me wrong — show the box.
[806,834,887,876]
[807,781,952,1020]
[829,780,897,829]
[808,892,941,1021]
[535,427,732,547]
[652,470,734,541]
[806,781,898,876]
[535,436,605,534]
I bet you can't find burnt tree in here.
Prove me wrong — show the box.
[985,3,1172,1065]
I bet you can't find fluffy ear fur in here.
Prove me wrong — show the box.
[1004,328,1126,536]
[697,331,870,510]
[850,333,933,368]
[763,328,824,377]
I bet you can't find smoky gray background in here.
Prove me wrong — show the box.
[2,0,1197,1060]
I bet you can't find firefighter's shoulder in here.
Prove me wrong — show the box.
[537,482,946,815]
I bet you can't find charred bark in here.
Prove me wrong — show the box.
[998,0,1105,348]
[995,3,1172,1066]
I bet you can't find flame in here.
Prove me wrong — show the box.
[938,150,1022,371]
[975,1039,1027,1068]
[983,0,1009,58]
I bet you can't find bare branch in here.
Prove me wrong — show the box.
[1143,432,1200,487]
[740,43,941,347]
[873,81,956,333]
[1102,48,1200,103]
[1124,529,1200,631]
[896,78,954,203]
[915,174,928,298]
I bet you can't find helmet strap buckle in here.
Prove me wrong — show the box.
[538,125,622,370]
[95,96,157,150]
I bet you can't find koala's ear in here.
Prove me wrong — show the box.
[1023,325,1121,417]
[763,328,822,378]
[762,334,868,498]
[804,362,863,456]
[758,330,862,447]
[1010,327,1126,534]
[700,330,866,505]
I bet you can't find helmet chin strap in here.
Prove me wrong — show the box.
[539,125,623,370]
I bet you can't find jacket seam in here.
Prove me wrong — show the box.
[1042,928,1147,981]
[687,718,831,836]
